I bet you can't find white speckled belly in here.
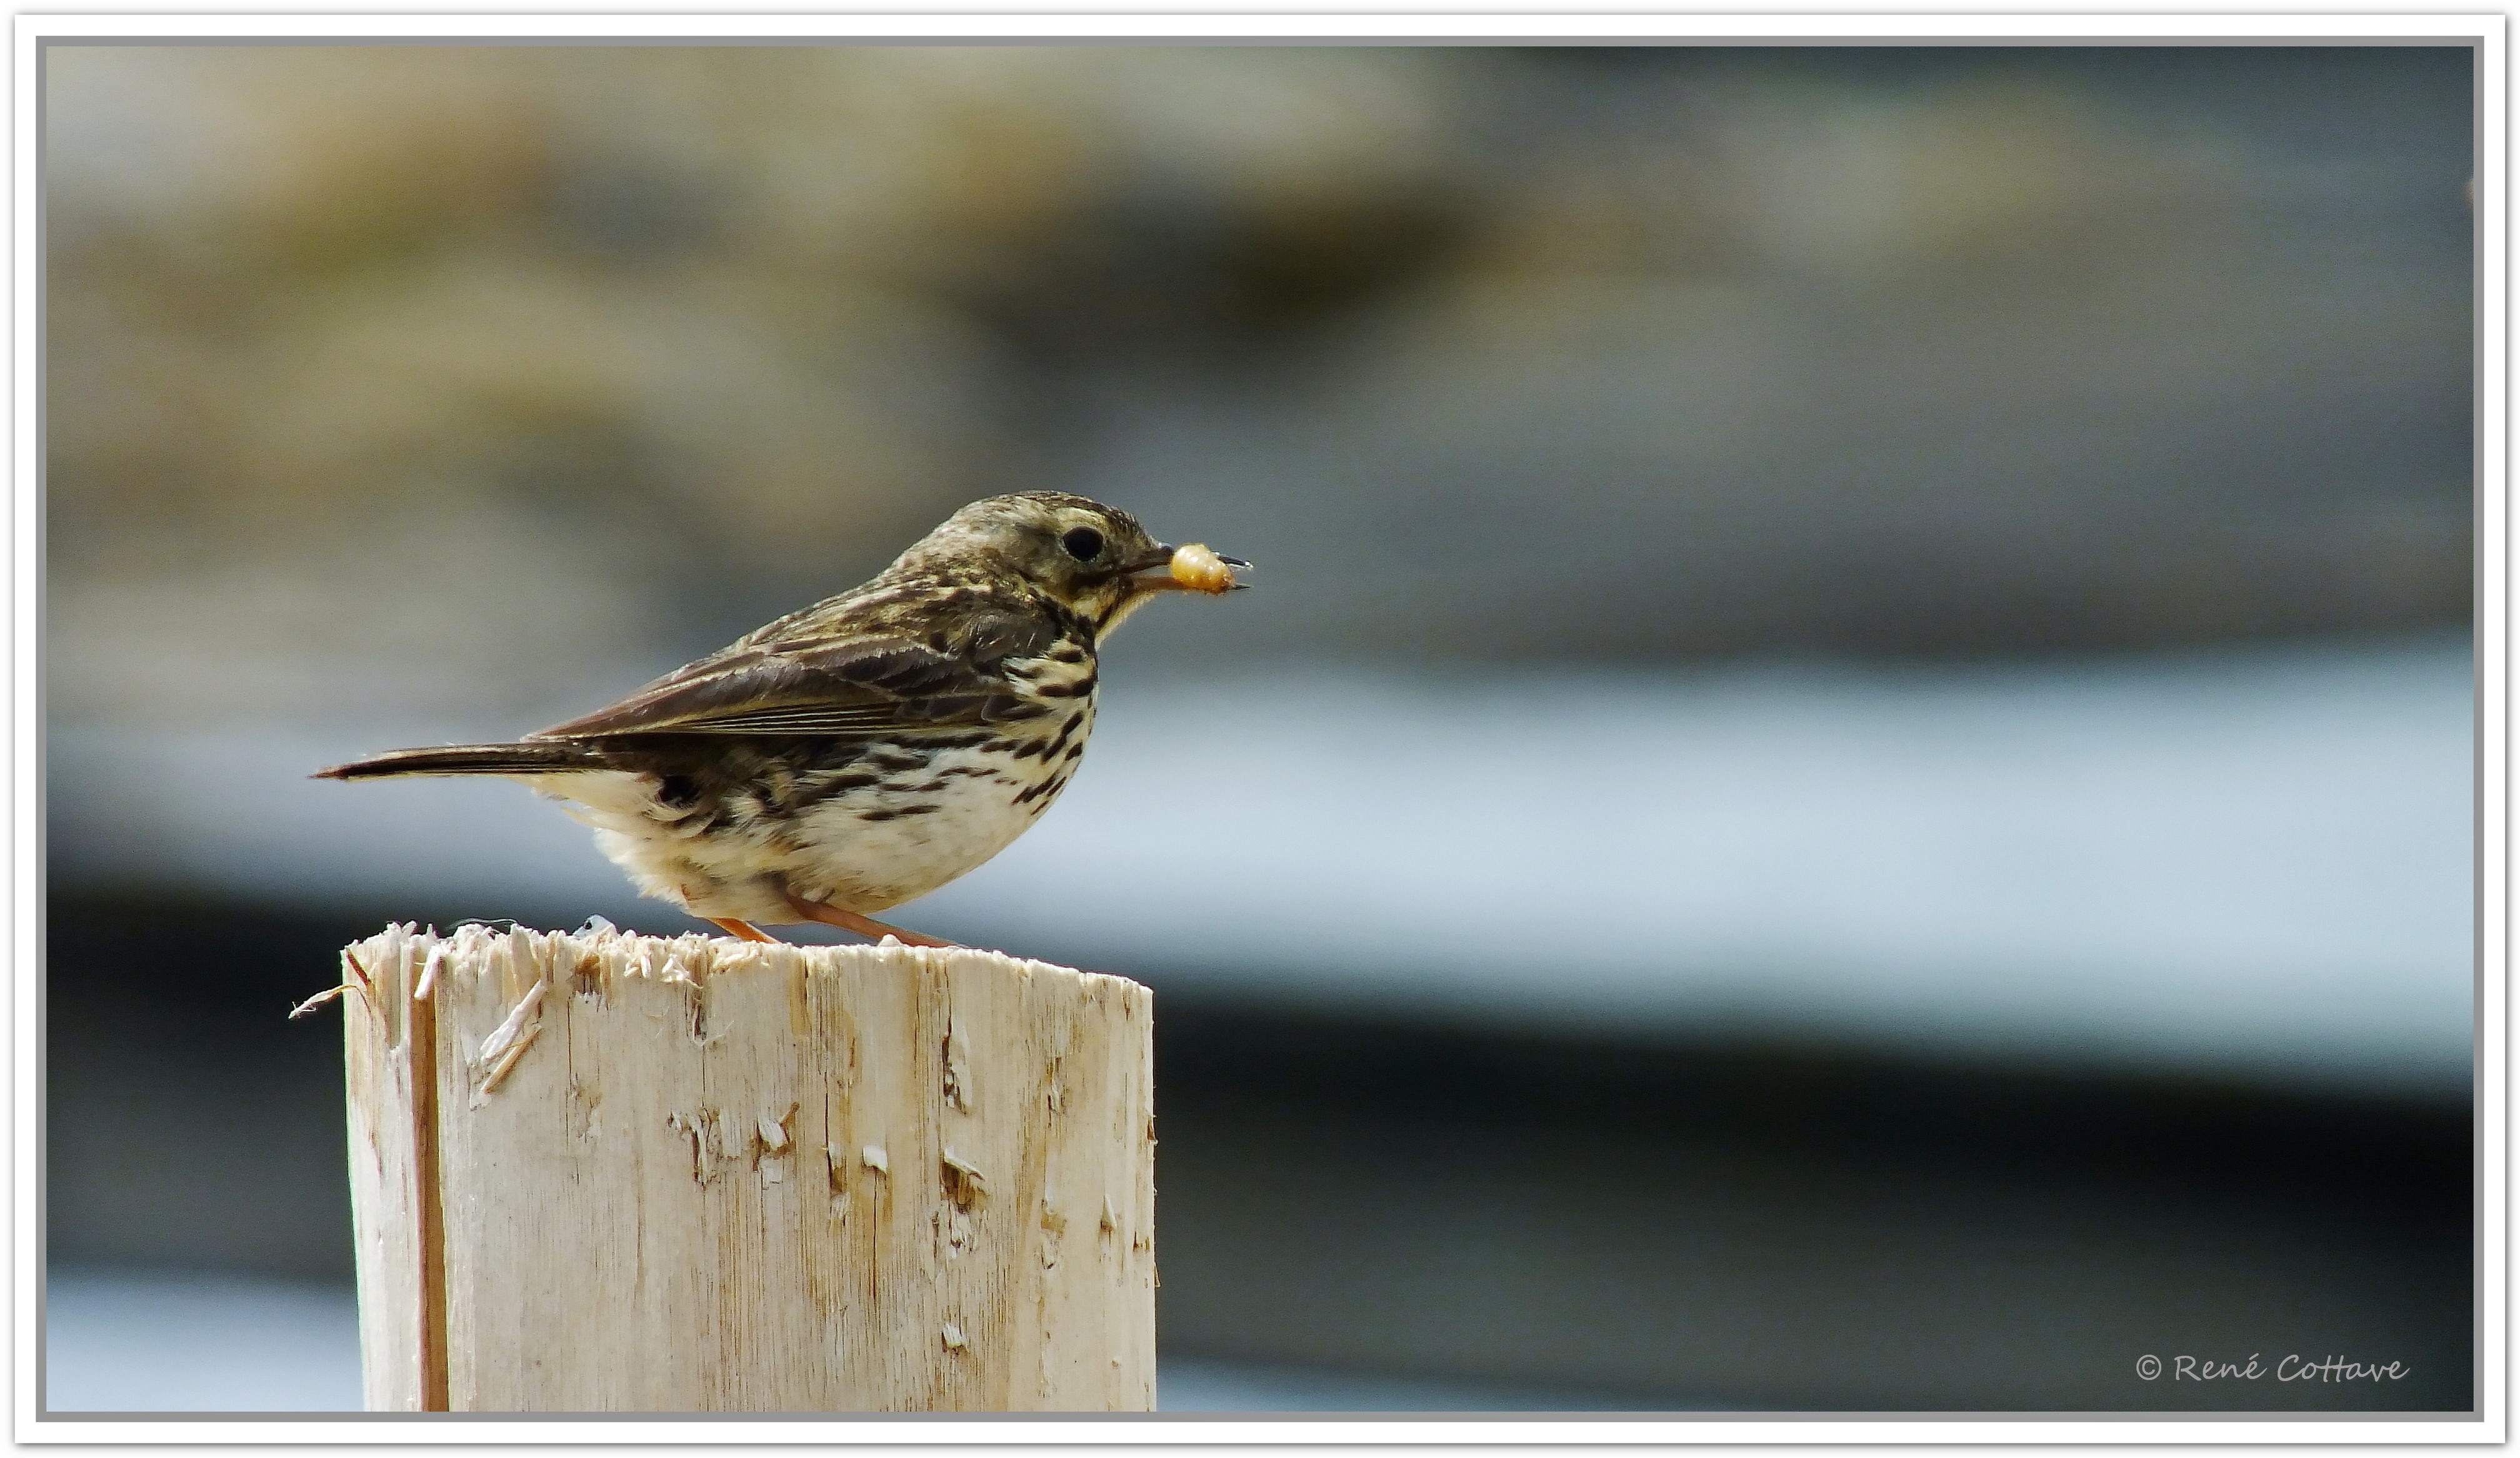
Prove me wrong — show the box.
[522,700,1096,926]
[776,729,1082,911]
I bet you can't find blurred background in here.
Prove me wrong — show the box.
[44,43,2474,1413]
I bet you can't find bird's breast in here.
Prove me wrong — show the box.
[999,641,1099,710]
[764,691,1096,910]
[549,643,1104,918]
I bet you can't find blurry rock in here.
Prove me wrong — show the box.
[1691,77,2239,287]
[45,44,1479,725]
[41,43,2474,720]
[46,47,548,281]
[1096,52,2472,662]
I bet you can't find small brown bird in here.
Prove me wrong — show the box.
[318,493,1246,947]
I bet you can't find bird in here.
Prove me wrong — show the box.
[316,492,1246,947]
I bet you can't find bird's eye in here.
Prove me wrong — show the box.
[1060,526,1105,562]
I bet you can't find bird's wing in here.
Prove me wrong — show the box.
[531,611,1061,740]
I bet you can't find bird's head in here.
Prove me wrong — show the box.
[901,492,1248,635]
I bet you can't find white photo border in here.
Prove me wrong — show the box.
[11,9,2506,1446]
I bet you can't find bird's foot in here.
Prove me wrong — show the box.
[707,917,786,944]
[782,893,961,949]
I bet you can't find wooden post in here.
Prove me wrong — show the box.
[337,922,1157,1412]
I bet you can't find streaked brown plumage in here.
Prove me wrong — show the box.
[317,493,1245,946]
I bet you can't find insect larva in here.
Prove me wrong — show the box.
[1169,543,1237,594]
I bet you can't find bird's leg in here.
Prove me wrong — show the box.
[782,892,961,949]
[707,917,784,944]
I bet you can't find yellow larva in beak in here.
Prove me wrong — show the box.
[1168,543,1241,594]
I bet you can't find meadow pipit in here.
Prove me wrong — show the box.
[317,493,1246,947]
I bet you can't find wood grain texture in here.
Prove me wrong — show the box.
[339,923,1156,1412]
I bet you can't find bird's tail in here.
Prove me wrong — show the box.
[313,741,604,782]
